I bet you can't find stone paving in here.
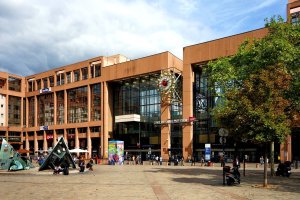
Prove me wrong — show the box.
[0,163,299,200]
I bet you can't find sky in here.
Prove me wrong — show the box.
[0,0,287,76]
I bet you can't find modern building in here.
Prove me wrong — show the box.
[0,52,183,161]
[0,0,299,162]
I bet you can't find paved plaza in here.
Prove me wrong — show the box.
[0,163,299,200]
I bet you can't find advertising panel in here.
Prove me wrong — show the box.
[108,140,124,165]
[205,143,211,161]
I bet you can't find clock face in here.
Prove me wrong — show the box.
[157,70,176,96]
[158,76,172,91]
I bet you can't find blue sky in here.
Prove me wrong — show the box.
[0,0,287,76]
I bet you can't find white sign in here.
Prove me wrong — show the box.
[154,118,189,125]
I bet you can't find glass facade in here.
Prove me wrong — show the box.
[193,65,219,154]
[67,86,88,123]
[38,93,54,126]
[8,96,21,127]
[91,84,101,121]
[113,74,161,151]
[56,91,64,125]
[28,97,35,127]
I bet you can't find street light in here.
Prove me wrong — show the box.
[241,138,248,177]
[219,128,229,185]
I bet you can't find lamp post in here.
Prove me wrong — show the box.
[219,128,228,185]
[241,138,248,177]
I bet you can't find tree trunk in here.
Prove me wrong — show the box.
[263,143,268,187]
[270,141,275,176]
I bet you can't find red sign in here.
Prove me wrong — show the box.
[189,116,196,122]
[46,134,53,140]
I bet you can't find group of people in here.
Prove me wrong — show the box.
[53,155,94,175]
[77,156,94,172]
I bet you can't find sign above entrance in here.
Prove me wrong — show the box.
[154,118,194,125]
[115,114,141,123]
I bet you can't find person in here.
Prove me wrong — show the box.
[53,165,62,175]
[220,156,224,167]
[159,156,163,165]
[191,155,196,166]
[200,156,205,166]
[38,156,44,166]
[132,155,135,165]
[79,156,85,172]
[233,156,240,168]
[86,159,94,171]
[260,156,264,165]
[181,156,184,166]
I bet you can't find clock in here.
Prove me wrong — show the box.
[157,70,175,94]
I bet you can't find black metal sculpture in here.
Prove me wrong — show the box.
[39,137,76,171]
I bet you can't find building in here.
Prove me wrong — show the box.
[0,0,299,162]
[0,52,183,161]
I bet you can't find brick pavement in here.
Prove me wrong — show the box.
[0,163,299,200]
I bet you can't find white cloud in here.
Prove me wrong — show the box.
[0,0,285,76]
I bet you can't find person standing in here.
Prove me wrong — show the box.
[200,156,205,166]
[159,156,162,165]
[79,156,85,172]
[260,156,264,166]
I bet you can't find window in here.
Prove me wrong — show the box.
[291,11,300,24]
[90,62,101,78]
[8,96,21,127]
[56,91,64,125]
[91,84,101,121]
[74,70,80,82]
[49,76,54,87]
[67,86,88,123]
[8,77,21,92]
[36,79,41,90]
[81,67,88,80]
[43,78,48,88]
[38,93,54,126]
[56,71,65,86]
[28,97,35,127]
[1,104,3,108]
[28,80,35,92]
[66,72,72,83]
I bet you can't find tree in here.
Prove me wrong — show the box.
[206,17,300,187]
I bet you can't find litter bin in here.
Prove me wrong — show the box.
[207,161,211,166]
[295,161,299,169]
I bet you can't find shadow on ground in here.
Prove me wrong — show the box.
[146,167,300,194]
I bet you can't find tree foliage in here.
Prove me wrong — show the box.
[206,17,300,143]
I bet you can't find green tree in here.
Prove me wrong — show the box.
[207,17,300,187]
